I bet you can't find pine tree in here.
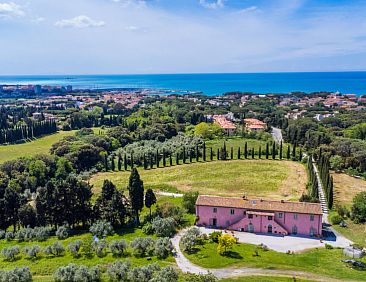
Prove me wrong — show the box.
[128,168,144,225]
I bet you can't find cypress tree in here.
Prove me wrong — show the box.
[150,154,154,169]
[244,142,248,159]
[287,146,291,159]
[124,154,128,171]
[163,150,166,167]
[156,149,159,167]
[292,143,297,160]
[272,142,276,159]
[128,168,144,225]
[203,143,206,161]
[131,152,134,169]
[176,153,179,165]
[210,147,213,161]
[217,148,220,160]
[299,147,303,161]
[251,148,255,159]
[259,146,262,159]
[117,155,122,171]
[230,147,233,160]
[279,141,283,160]
[104,154,109,171]
[145,189,157,220]
[111,155,115,171]
[169,154,173,166]
[143,154,148,170]
[189,150,193,163]
[196,145,199,162]
[183,147,186,164]
[237,147,241,159]
[328,176,334,209]
[265,143,269,159]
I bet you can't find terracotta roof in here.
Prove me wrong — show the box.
[196,195,323,215]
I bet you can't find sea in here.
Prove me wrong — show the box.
[1,72,366,96]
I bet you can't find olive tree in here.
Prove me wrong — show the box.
[154,237,173,259]
[109,240,128,257]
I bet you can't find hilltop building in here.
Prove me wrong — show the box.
[244,118,267,132]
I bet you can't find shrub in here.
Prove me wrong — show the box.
[330,213,343,225]
[90,220,114,237]
[130,237,154,257]
[335,205,350,218]
[217,234,236,255]
[142,223,154,235]
[209,231,222,243]
[184,272,218,282]
[110,240,128,257]
[107,260,131,281]
[54,264,101,282]
[15,227,51,242]
[129,263,160,282]
[182,192,199,214]
[1,246,20,261]
[23,245,41,259]
[81,237,94,258]
[56,226,69,240]
[0,230,6,240]
[44,242,65,257]
[68,240,83,258]
[5,232,14,241]
[152,266,179,282]
[92,240,108,258]
[152,217,176,237]
[0,267,32,282]
[181,228,202,253]
[325,244,334,249]
[351,192,366,223]
[154,237,173,259]
[156,203,185,226]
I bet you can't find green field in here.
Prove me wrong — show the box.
[91,160,307,200]
[184,241,366,281]
[0,195,191,279]
[0,131,76,164]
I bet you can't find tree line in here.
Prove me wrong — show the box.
[0,120,57,144]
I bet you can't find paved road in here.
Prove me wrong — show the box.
[271,127,283,144]
[171,229,352,282]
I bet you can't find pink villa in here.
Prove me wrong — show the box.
[196,195,323,237]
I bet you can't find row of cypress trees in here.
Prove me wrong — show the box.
[318,154,334,209]
[101,141,302,172]
[0,120,57,144]
[307,156,319,200]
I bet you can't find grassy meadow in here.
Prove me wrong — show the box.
[0,131,76,164]
[91,160,307,201]
[183,241,366,281]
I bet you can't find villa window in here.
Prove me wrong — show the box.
[213,208,217,213]
[248,214,253,219]
[278,213,283,219]
[310,214,314,221]
[268,216,273,220]
[294,213,298,220]
[230,209,235,215]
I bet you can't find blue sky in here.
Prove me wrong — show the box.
[1,0,366,74]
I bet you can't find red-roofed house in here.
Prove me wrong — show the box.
[196,195,323,237]
[244,118,267,132]
[213,115,236,136]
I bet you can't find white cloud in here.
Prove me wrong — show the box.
[0,2,25,19]
[238,6,258,13]
[199,0,224,10]
[55,15,105,28]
